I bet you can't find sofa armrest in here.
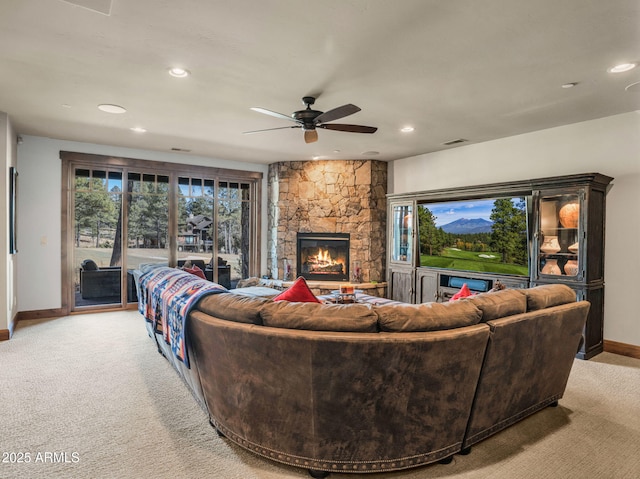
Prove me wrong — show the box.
[463,300,590,448]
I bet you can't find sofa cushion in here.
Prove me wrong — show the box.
[196,293,271,325]
[462,289,527,321]
[376,301,482,332]
[228,286,281,298]
[183,264,206,280]
[273,276,320,303]
[524,284,576,311]
[260,301,378,332]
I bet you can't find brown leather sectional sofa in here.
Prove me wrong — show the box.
[144,282,589,477]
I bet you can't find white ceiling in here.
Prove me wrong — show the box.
[1,0,638,165]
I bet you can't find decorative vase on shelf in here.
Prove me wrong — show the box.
[559,202,580,228]
[564,259,579,276]
[541,259,561,275]
[540,236,561,254]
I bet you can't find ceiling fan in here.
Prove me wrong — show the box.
[244,96,377,144]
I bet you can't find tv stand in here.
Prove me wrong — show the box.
[387,173,613,359]
[416,269,529,303]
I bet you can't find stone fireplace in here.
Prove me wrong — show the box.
[267,160,387,285]
[297,233,350,282]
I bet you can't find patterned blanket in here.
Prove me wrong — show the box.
[137,266,227,367]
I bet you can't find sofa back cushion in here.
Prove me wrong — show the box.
[376,301,482,332]
[197,293,271,325]
[524,284,576,311]
[260,301,378,332]
[228,286,281,298]
[462,289,527,321]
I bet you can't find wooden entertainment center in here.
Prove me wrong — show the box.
[387,173,613,359]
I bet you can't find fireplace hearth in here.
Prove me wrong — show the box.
[297,233,349,281]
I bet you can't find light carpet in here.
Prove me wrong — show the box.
[0,311,638,479]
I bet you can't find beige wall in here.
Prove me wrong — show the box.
[15,136,269,313]
[389,111,640,347]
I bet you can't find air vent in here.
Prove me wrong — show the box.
[442,138,468,146]
[171,147,191,153]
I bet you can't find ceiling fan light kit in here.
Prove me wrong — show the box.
[245,96,377,143]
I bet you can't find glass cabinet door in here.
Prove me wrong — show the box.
[391,203,413,264]
[536,190,583,280]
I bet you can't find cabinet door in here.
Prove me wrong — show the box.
[534,189,584,281]
[389,267,414,303]
[416,269,439,303]
[390,202,414,264]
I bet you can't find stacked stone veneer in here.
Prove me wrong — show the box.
[267,160,387,282]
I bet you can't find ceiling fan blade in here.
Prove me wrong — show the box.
[250,107,299,123]
[304,129,318,143]
[243,125,301,134]
[314,104,361,124]
[319,123,378,134]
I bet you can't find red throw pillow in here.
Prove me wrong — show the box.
[273,277,320,303]
[450,283,473,301]
[183,265,206,280]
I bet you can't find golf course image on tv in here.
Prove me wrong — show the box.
[418,197,529,276]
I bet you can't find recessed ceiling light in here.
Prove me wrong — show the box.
[98,104,126,114]
[62,104,72,108]
[608,62,637,73]
[168,67,190,78]
[312,156,321,160]
[362,151,379,156]
[561,82,578,88]
[130,127,147,133]
[400,126,415,133]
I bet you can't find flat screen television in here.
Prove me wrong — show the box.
[418,196,531,277]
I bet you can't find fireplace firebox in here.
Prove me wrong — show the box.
[297,233,350,282]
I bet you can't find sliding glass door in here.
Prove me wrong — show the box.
[177,176,215,272]
[126,172,170,298]
[218,181,252,285]
[176,177,253,288]
[73,168,124,307]
[62,151,262,313]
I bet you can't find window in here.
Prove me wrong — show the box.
[61,152,262,313]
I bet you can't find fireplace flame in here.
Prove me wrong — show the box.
[318,248,332,265]
[306,248,344,274]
